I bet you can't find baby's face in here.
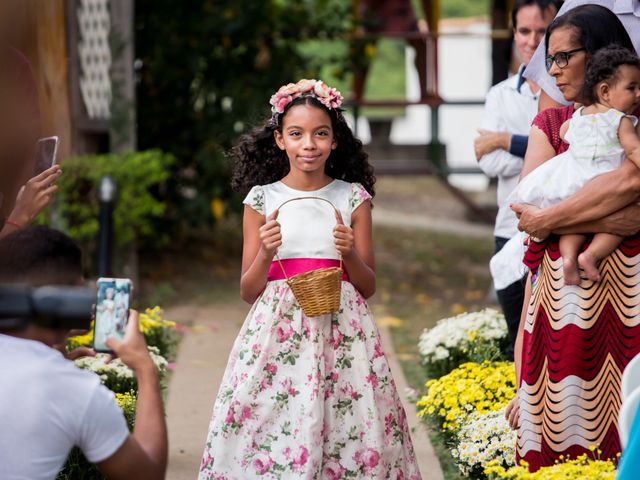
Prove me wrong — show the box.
[608,65,640,115]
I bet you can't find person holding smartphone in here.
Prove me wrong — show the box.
[0,139,62,238]
[0,226,167,480]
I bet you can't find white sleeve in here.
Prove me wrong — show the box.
[78,384,129,463]
[477,87,525,178]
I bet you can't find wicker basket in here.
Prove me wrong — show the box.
[275,196,343,317]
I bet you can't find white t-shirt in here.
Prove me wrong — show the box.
[0,334,129,480]
[478,66,539,239]
[524,0,640,104]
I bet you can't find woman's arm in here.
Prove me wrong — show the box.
[239,207,281,304]
[519,125,557,180]
[506,273,532,430]
[334,202,376,298]
[513,159,640,238]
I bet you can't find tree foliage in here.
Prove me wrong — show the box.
[134,0,352,225]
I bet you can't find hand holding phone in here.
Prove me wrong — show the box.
[33,136,59,177]
[94,278,132,353]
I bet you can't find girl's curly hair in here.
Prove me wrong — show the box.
[231,96,376,198]
[582,45,640,105]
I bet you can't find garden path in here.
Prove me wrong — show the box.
[163,299,444,479]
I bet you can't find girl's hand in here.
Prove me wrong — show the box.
[505,393,520,430]
[259,210,281,259]
[333,209,355,257]
[10,164,62,225]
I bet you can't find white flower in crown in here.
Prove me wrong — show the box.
[269,79,343,114]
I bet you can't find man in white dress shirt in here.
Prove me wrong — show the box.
[476,0,561,358]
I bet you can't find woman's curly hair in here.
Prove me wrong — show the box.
[230,96,376,198]
[582,45,640,105]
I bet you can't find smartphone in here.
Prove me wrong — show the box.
[94,277,132,353]
[32,136,59,177]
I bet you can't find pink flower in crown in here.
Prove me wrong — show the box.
[270,91,293,114]
[253,452,274,475]
[292,445,309,468]
[296,79,317,93]
[323,459,346,480]
[280,82,300,95]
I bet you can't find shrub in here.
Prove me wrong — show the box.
[416,361,516,433]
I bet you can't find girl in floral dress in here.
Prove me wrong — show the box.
[199,79,421,479]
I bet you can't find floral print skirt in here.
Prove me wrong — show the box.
[199,280,421,479]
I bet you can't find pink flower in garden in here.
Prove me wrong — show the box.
[292,445,309,468]
[365,372,379,388]
[265,362,277,375]
[323,459,346,480]
[276,323,294,343]
[253,452,274,475]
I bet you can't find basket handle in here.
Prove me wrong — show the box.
[272,196,343,280]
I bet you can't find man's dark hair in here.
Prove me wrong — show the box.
[0,225,82,286]
[582,45,640,105]
[512,0,562,29]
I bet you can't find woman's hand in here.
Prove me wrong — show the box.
[511,203,551,240]
[333,209,355,257]
[505,393,520,430]
[474,129,511,160]
[259,210,281,259]
[9,164,61,225]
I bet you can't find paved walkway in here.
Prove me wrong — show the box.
[164,300,444,479]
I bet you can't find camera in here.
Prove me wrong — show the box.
[0,285,94,330]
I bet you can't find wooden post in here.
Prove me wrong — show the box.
[22,0,74,161]
[490,0,513,86]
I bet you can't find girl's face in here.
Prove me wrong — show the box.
[547,26,587,102]
[602,65,640,114]
[274,103,336,176]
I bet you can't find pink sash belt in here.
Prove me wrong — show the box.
[268,258,349,282]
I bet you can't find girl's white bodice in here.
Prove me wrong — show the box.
[243,180,371,260]
[565,107,637,162]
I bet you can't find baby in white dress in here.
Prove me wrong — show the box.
[511,46,640,285]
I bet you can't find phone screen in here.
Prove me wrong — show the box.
[32,136,58,177]
[94,278,132,352]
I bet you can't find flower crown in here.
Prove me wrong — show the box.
[269,79,343,116]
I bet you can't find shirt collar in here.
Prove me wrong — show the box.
[516,64,527,94]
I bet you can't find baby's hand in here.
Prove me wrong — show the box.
[333,210,354,257]
[259,210,282,259]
